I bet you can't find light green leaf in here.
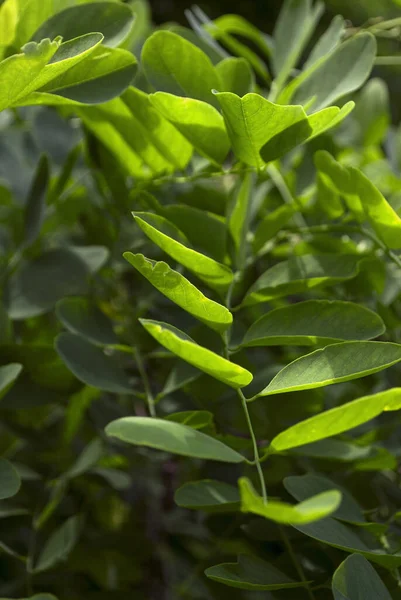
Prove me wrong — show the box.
[284,474,364,523]
[0,38,59,112]
[56,333,134,394]
[142,30,221,106]
[124,253,232,333]
[242,254,361,307]
[305,102,355,141]
[56,297,117,346]
[205,554,303,590]
[240,477,341,525]
[253,204,296,254]
[0,364,22,401]
[175,480,240,512]
[332,554,392,600]
[304,15,345,70]
[353,78,390,147]
[216,57,255,95]
[7,249,89,320]
[31,1,135,48]
[35,515,81,573]
[240,300,385,348]
[0,459,21,500]
[149,92,230,164]
[268,388,401,453]
[133,213,233,292]
[25,46,137,105]
[76,88,192,177]
[140,319,252,388]
[229,172,253,266]
[316,172,344,219]
[294,518,401,569]
[165,410,213,431]
[349,166,401,250]
[272,0,324,93]
[0,0,18,52]
[292,32,376,111]
[105,417,245,463]
[256,342,401,398]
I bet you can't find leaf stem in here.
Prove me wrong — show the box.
[279,525,315,600]
[133,347,156,417]
[267,164,306,227]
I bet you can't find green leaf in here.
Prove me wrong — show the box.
[284,475,364,523]
[316,172,344,219]
[353,78,390,147]
[0,38,59,112]
[268,388,401,453]
[174,480,240,512]
[7,249,89,320]
[157,362,200,401]
[149,92,230,164]
[332,554,392,600]
[0,363,22,401]
[294,518,401,569]
[304,15,345,70]
[272,0,324,93]
[348,166,401,250]
[56,333,134,394]
[290,439,377,463]
[253,204,296,254]
[25,46,137,106]
[124,253,232,333]
[0,458,21,500]
[76,88,192,177]
[216,57,255,95]
[239,477,341,525]
[133,213,233,292]
[292,33,377,111]
[105,417,246,463]
[35,515,81,573]
[141,30,221,107]
[242,254,361,307]
[240,300,385,348]
[56,297,117,346]
[24,154,49,246]
[256,342,401,398]
[165,410,213,431]
[205,554,303,590]
[140,319,252,388]
[65,439,103,480]
[31,1,135,48]
[229,172,253,268]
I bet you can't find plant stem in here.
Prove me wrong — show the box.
[237,388,268,504]
[279,525,315,600]
[267,164,306,227]
[133,348,156,417]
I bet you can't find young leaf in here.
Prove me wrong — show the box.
[133,213,233,292]
[56,333,134,394]
[0,363,22,401]
[240,300,385,348]
[0,458,21,500]
[34,515,81,573]
[242,254,361,307]
[268,388,401,453]
[292,32,376,111]
[124,253,233,333]
[56,297,118,346]
[349,166,401,250]
[294,518,401,569]
[105,417,245,463]
[205,554,303,590]
[284,474,364,523]
[141,30,221,106]
[316,172,344,219]
[174,480,240,512]
[216,56,255,95]
[255,342,401,398]
[140,319,252,388]
[239,477,341,525]
[332,554,392,600]
[31,1,135,48]
[149,92,230,164]
[24,154,49,246]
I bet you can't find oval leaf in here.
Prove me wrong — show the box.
[175,480,240,512]
[105,417,245,463]
[35,515,81,573]
[0,363,22,401]
[56,297,117,346]
[124,253,232,333]
[332,554,392,600]
[0,458,21,500]
[240,301,385,348]
[140,319,252,388]
[255,342,401,398]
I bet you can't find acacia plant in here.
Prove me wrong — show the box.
[2,0,401,598]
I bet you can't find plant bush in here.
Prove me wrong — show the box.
[2,0,401,598]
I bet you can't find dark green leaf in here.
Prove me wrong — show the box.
[24,154,49,246]
[0,363,22,401]
[35,515,81,573]
[56,297,117,346]
[165,410,214,431]
[0,459,21,500]
[332,554,392,600]
[175,480,240,512]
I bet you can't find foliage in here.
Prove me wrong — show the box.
[2,0,401,599]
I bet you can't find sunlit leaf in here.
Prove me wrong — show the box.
[105,417,246,463]
[216,56,254,95]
